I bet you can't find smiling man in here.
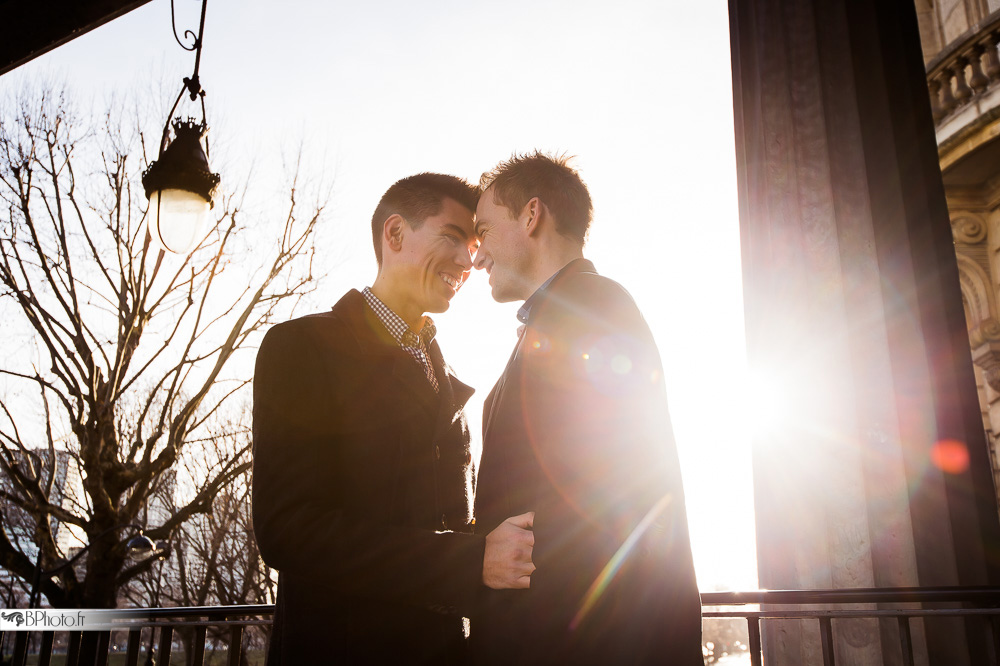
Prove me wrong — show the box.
[471,153,703,664]
[252,173,534,665]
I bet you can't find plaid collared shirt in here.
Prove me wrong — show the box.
[362,287,439,393]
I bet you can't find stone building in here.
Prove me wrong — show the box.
[919,0,1000,505]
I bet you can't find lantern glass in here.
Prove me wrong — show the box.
[148,188,210,254]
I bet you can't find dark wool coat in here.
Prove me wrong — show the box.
[472,260,703,665]
[252,289,486,665]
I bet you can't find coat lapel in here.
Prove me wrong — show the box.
[428,341,474,434]
[341,289,440,416]
[482,331,525,441]
[482,260,598,440]
[392,353,440,415]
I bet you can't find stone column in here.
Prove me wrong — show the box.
[729,0,1000,663]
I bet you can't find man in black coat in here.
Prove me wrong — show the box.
[471,153,703,665]
[252,173,535,665]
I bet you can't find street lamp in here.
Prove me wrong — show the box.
[142,0,220,254]
[126,533,158,554]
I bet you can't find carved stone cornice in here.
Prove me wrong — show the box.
[945,187,991,210]
[970,317,1000,348]
[952,214,988,244]
[973,338,1000,392]
[944,166,1000,210]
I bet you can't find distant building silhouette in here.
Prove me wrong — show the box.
[0,448,84,604]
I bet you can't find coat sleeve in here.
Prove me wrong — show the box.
[519,277,701,638]
[251,321,485,612]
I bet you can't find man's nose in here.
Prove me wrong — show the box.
[457,246,475,270]
[473,250,487,270]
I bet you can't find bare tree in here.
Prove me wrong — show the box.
[124,417,273,606]
[121,418,273,664]
[0,85,325,609]
[169,460,274,612]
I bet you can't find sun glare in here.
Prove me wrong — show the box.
[743,369,796,440]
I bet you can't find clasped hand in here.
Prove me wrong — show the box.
[482,511,535,589]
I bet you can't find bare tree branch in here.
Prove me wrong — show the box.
[0,84,325,608]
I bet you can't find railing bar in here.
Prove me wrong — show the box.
[7,591,1000,666]
[112,603,274,618]
[699,587,1000,605]
[992,615,1000,666]
[95,609,274,631]
[12,631,28,666]
[748,616,763,666]
[704,608,1000,618]
[897,616,914,666]
[89,589,1000,617]
[819,617,836,666]
[66,631,82,666]
[125,628,141,666]
[37,631,53,666]
[95,630,111,666]
[192,625,207,666]
[157,625,173,664]
[228,625,244,666]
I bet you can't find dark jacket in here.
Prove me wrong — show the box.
[472,260,703,665]
[252,289,485,665]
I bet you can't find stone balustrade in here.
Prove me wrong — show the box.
[926,10,1000,123]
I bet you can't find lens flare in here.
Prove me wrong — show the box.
[931,439,969,475]
[569,494,672,631]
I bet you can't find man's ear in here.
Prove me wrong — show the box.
[382,214,406,254]
[522,197,546,237]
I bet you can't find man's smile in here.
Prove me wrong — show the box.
[440,272,463,291]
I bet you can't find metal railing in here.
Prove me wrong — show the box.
[1,604,273,666]
[701,587,1000,666]
[3,587,1000,665]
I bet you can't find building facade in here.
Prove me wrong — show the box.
[919,0,1000,505]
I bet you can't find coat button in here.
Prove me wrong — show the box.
[440,514,448,529]
[435,445,441,460]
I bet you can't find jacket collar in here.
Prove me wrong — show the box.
[517,258,597,325]
[333,289,473,414]
[334,289,399,356]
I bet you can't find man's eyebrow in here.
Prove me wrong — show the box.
[443,223,470,238]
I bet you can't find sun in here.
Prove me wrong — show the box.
[743,367,798,441]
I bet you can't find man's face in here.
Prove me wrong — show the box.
[398,196,478,314]
[474,187,531,303]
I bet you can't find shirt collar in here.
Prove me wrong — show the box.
[362,287,436,347]
[516,258,593,324]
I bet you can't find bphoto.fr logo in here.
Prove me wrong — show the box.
[0,609,87,631]
[0,611,24,626]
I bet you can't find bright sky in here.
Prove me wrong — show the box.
[1,0,755,590]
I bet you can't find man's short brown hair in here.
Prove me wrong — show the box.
[479,151,593,245]
[371,173,480,266]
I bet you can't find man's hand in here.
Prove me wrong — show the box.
[482,511,535,589]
